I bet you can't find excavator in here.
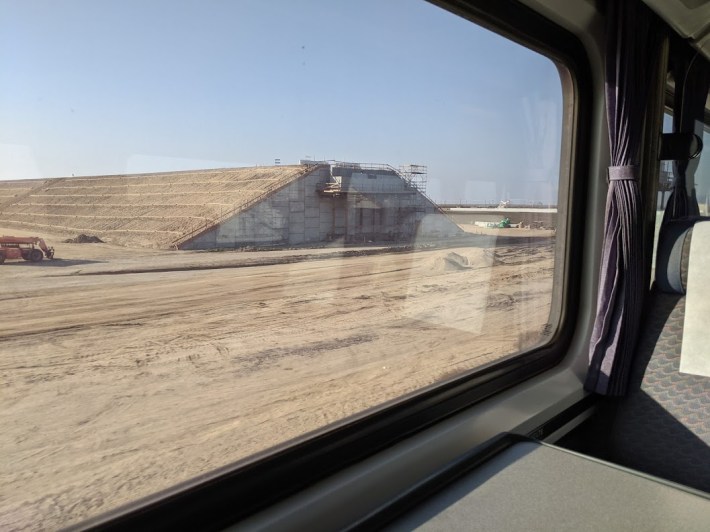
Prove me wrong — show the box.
[0,236,55,264]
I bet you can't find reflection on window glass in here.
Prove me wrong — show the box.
[0,0,566,528]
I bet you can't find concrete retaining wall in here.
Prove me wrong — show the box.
[183,167,461,249]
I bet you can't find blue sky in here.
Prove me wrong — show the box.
[0,0,564,204]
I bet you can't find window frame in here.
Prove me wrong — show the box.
[76,0,592,529]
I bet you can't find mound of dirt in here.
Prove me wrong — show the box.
[63,234,104,244]
[439,252,471,271]
[424,249,494,273]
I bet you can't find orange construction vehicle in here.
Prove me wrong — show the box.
[0,236,55,264]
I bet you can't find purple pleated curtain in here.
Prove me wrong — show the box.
[662,54,710,223]
[585,0,658,396]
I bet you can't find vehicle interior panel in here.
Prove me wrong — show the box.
[382,439,710,531]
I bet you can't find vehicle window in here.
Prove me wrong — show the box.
[0,1,567,528]
[653,112,675,276]
[654,110,710,271]
[657,112,675,212]
[699,123,710,215]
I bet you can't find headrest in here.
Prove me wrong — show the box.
[655,217,708,294]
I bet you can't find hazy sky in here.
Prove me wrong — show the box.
[0,0,564,204]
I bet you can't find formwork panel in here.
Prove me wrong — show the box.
[305,207,320,219]
[304,219,320,232]
[289,201,305,213]
[288,233,305,245]
[303,228,320,241]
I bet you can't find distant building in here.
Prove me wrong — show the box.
[0,162,461,249]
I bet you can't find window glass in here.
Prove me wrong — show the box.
[653,111,675,277]
[657,112,675,212]
[657,112,710,212]
[699,123,710,215]
[0,1,567,528]
[654,109,710,276]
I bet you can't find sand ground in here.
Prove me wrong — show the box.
[0,227,555,530]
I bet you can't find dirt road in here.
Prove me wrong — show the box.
[0,234,555,529]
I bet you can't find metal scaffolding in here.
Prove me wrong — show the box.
[398,164,428,194]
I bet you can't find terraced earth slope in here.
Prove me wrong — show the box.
[0,166,313,248]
